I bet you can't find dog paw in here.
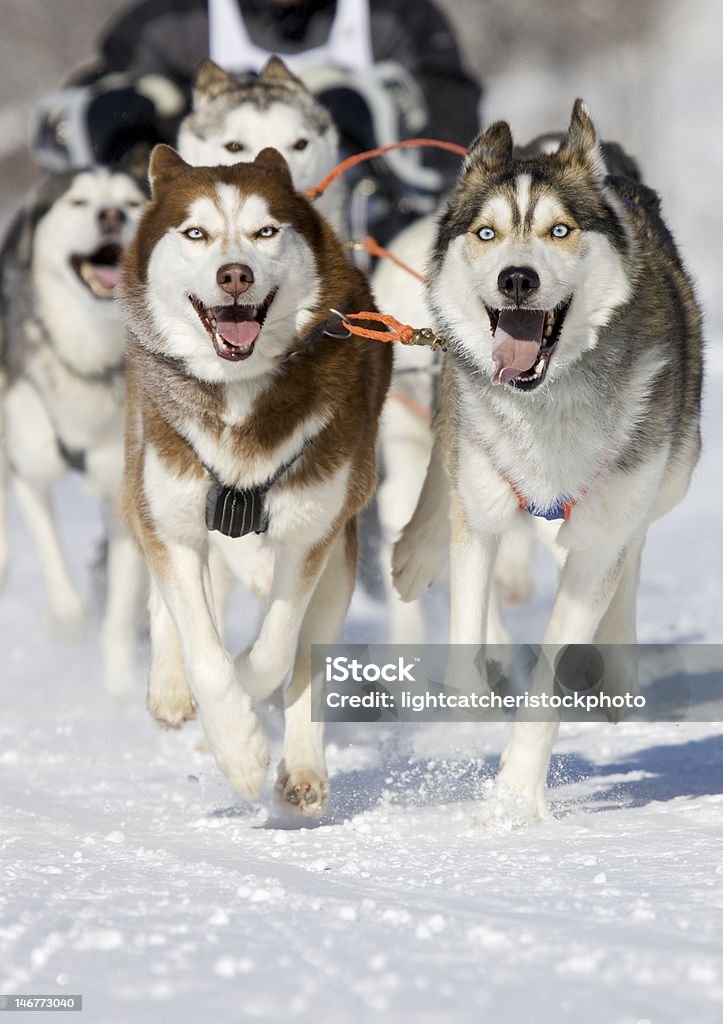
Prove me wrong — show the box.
[220,719,270,801]
[48,597,87,641]
[205,695,270,801]
[392,532,444,602]
[275,761,329,815]
[147,682,197,729]
[476,781,550,829]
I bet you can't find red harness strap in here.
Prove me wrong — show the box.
[305,137,467,201]
[387,391,433,422]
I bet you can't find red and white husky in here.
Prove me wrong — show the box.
[120,145,391,812]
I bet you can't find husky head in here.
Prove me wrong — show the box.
[429,100,633,394]
[33,168,145,305]
[123,145,330,383]
[177,57,338,193]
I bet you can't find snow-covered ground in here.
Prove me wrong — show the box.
[2,351,722,1022]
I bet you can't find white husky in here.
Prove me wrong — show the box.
[177,56,344,232]
[0,168,146,690]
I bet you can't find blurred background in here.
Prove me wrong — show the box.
[0,0,721,328]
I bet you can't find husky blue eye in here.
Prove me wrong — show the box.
[183,227,205,240]
[551,223,571,238]
[257,226,278,239]
[478,227,495,241]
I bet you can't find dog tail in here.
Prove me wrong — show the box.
[392,433,450,601]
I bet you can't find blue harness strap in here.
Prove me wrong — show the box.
[509,481,575,522]
[524,498,573,522]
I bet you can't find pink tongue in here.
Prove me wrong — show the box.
[217,319,261,348]
[90,264,121,290]
[491,309,545,385]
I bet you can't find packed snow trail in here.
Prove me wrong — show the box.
[1,363,722,1024]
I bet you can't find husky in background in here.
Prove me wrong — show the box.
[120,146,391,812]
[178,56,344,232]
[0,168,146,690]
[393,100,702,820]
[373,129,644,640]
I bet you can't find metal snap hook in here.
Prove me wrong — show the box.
[324,308,353,339]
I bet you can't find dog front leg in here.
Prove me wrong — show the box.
[392,432,450,602]
[276,522,357,815]
[12,474,86,632]
[445,493,499,693]
[378,396,433,643]
[101,511,147,694]
[236,532,339,702]
[494,531,534,606]
[494,544,631,820]
[591,536,645,720]
[150,540,269,800]
[146,576,196,729]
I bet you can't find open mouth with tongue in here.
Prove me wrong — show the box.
[487,300,571,391]
[189,291,277,362]
[69,243,123,300]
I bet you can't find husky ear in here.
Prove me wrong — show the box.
[148,145,188,196]
[465,121,513,172]
[558,99,606,179]
[193,58,235,104]
[258,55,304,90]
[254,147,293,186]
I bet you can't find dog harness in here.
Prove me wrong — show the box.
[204,444,309,539]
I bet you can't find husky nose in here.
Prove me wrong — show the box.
[98,207,126,233]
[217,263,254,297]
[497,266,540,305]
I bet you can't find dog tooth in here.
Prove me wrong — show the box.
[534,359,544,373]
[544,325,553,337]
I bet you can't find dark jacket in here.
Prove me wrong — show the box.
[96,0,482,161]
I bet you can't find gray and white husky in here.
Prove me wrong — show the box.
[394,100,703,820]
[0,168,146,690]
[177,56,344,231]
[373,130,645,639]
